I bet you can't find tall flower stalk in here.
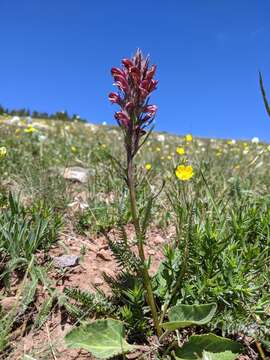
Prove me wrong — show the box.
[109,49,161,336]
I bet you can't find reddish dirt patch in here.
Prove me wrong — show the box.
[7,224,175,359]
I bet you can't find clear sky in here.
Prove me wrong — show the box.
[1,0,270,140]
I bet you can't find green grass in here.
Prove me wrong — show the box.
[0,115,270,358]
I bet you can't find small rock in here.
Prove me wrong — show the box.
[63,167,89,183]
[53,255,80,268]
[96,249,111,261]
[0,296,17,312]
[93,277,104,285]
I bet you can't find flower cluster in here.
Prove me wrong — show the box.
[109,49,158,155]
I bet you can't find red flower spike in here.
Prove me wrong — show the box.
[109,49,158,155]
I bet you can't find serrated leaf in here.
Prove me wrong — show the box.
[202,350,239,360]
[174,334,242,360]
[162,303,217,331]
[34,296,53,329]
[20,276,38,313]
[65,319,135,359]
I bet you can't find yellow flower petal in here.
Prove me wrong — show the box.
[175,164,194,181]
[176,147,185,155]
[185,134,193,142]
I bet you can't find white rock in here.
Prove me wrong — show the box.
[63,167,89,183]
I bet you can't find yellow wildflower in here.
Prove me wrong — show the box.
[175,165,194,181]
[15,128,20,135]
[185,134,193,142]
[167,155,172,160]
[24,124,37,133]
[0,147,7,158]
[176,147,185,155]
[156,147,161,152]
[145,163,152,171]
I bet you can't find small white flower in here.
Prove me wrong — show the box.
[38,134,47,142]
[157,134,165,142]
[251,137,259,144]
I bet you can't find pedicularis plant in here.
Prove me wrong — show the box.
[65,50,243,359]
[109,49,161,335]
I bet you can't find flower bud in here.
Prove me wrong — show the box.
[108,92,121,104]
[114,111,130,128]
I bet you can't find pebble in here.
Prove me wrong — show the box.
[53,255,80,268]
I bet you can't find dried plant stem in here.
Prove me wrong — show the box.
[127,157,162,337]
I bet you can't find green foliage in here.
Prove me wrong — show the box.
[63,287,115,319]
[174,334,242,360]
[201,351,239,360]
[33,296,53,329]
[1,116,270,356]
[65,319,135,359]
[0,193,61,285]
[162,303,217,331]
[155,184,270,339]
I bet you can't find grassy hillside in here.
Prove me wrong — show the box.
[0,115,270,359]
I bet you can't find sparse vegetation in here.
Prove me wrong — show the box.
[0,55,269,359]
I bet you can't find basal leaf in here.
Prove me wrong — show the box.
[174,334,242,360]
[162,303,217,331]
[65,318,135,359]
[202,350,239,360]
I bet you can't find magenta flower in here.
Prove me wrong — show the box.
[109,49,158,156]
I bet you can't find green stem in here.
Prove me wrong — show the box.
[159,184,190,325]
[127,157,162,337]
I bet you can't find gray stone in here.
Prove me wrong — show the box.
[53,255,80,268]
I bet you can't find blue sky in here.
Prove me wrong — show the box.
[0,0,270,140]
